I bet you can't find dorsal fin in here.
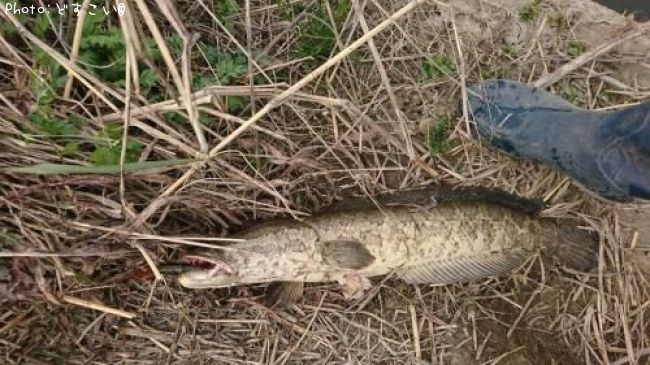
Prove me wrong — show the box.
[227,185,544,239]
[328,185,544,215]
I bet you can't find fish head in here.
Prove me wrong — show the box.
[176,254,239,289]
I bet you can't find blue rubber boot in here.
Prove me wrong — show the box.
[468,79,650,202]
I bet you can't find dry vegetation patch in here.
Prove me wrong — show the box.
[1,0,649,363]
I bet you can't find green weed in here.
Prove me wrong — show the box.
[65,12,139,87]
[90,124,144,166]
[520,0,541,22]
[31,48,67,105]
[191,44,247,92]
[548,13,567,30]
[297,0,351,61]
[26,108,76,137]
[227,96,246,113]
[427,118,451,156]
[62,142,80,157]
[0,14,23,40]
[162,112,189,125]
[560,84,585,105]
[480,65,511,80]
[567,41,587,57]
[1,5,52,41]
[422,55,456,80]
[215,0,240,28]
[12,3,251,166]
[501,44,517,59]
[202,44,248,84]
[276,0,300,20]
[597,90,614,105]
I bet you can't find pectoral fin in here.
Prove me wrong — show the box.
[321,240,375,270]
[265,281,304,308]
[398,250,530,284]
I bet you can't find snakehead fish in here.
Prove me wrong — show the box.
[175,186,597,303]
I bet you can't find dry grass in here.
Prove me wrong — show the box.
[1,0,649,363]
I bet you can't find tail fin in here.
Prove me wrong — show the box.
[544,223,599,272]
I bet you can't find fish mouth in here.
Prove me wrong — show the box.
[175,255,238,289]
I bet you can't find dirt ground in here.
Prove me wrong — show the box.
[1,0,649,364]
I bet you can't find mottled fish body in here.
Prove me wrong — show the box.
[178,186,597,299]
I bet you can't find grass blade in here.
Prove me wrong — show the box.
[5,159,192,175]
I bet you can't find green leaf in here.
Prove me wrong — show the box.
[69,113,90,126]
[33,14,51,37]
[216,56,247,84]
[90,138,144,166]
[33,48,53,68]
[5,159,192,175]
[62,142,79,157]
[86,11,107,24]
[80,26,127,83]
[163,111,188,124]
[105,123,123,140]
[90,145,120,166]
[297,0,351,61]
[599,90,614,105]
[192,74,216,90]
[125,139,145,161]
[567,41,586,57]
[520,0,541,22]
[277,0,297,20]
[83,27,124,50]
[90,145,133,166]
[548,13,566,29]
[427,118,451,156]
[422,55,456,80]
[501,44,517,58]
[30,49,65,105]
[560,84,585,105]
[27,112,77,136]
[53,74,68,89]
[143,37,163,62]
[197,45,247,86]
[34,83,57,105]
[227,95,246,113]
[215,0,239,17]
[139,69,159,90]
[1,20,18,39]
[199,112,213,125]
[167,34,184,59]
[214,0,239,29]
[82,11,107,34]
[480,65,510,80]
